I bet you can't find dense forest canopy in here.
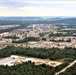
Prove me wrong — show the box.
[0,61,69,75]
[0,46,76,62]
[59,63,76,75]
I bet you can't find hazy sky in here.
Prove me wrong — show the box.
[0,0,76,16]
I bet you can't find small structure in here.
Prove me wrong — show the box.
[10,55,18,59]
[25,58,34,62]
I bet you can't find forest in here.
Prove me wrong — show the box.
[0,59,69,75]
[12,37,39,43]
[49,32,75,37]
[59,63,76,75]
[0,46,76,62]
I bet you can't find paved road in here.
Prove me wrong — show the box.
[55,60,76,75]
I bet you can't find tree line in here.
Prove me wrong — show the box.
[12,37,39,43]
[0,46,76,62]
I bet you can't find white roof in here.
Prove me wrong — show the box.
[10,55,18,58]
[25,58,34,61]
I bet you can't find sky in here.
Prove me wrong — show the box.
[0,0,76,17]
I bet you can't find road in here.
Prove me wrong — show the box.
[55,60,76,75]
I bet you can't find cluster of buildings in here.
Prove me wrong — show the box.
[27,24,57,33]
[53,36,76,42]
[26,31,40,38]
[0,24,56,43]
[0,25,19,30]
[28,41,72,48]
[0,32,13,43]
[0,24,76,48]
